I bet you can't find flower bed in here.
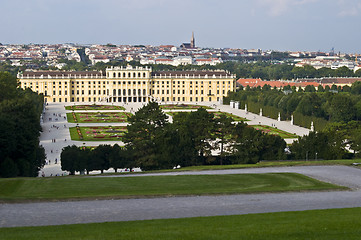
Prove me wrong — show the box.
[250,125,298,139]
[160,104,212,110]
[65,105,125,110]
[69,126,128,141]
[167,111,248,122]
[66,112,132,123]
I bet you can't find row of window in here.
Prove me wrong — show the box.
[48,88,227,97]
[152,80,232,85]
[112,89,147,96]
[109,97,148,103]
[108,72,148,78]
[51,97,102,103]
[49,90,107,96]
[50,96,219,103]
[152,89,226,95]
[158,97,217,102]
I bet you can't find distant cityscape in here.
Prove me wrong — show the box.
[1,33,360,73]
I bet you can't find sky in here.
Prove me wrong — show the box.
[1,0,361,53]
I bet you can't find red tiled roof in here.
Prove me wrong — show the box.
[237,78,262,87]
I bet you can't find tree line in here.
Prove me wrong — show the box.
[3,58,361,80]
[0,72,46,177]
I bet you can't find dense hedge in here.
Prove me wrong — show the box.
[0,72,45,177]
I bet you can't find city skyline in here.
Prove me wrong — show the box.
[1,0,361,53]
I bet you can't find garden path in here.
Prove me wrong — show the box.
[2,165,361,228]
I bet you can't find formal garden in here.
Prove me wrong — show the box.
[167,111,249,122]
[66,112,132,123]
[69,126,127,141]
[251,125,298,139]
[160,104,212,110]
[65,105,125,111]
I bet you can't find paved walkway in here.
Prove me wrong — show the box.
[39,102,310,176]
[1,165,360,228]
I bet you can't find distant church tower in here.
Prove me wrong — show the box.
[191,32,195,48]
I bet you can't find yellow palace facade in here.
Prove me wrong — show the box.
[18,66,236,103]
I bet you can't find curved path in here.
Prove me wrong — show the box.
[1,165,361,228]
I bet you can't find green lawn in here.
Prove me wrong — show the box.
[250,125,298,138]
[1,208,361,239]
[0,173,344,202]
[69,126,127,141]
[169,159,361,171]
[65,105,125,111]
[66,112,132,123]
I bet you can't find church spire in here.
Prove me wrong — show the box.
[191,31,195,48]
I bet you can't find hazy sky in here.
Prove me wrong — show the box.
[1,0,361,52]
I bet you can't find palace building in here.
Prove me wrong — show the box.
[18,66,236,103]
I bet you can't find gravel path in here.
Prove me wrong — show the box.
[1,165,361,228]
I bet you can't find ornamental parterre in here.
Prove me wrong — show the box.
[67,112,132,123]
[71,126,128,141]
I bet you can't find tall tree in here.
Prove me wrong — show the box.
[214,114,234,165]
[123,101,168,170]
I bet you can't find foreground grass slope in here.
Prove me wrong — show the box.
[175,159,361,171]
[0,173,343,202]
[1,208,361,239]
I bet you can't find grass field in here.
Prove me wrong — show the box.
[66,112,131,123]
[65,105,125,110]
[0,173,344,202]
[170,159,361,171]
[69,126,127,141]
[1,208,361,239]
[250,125,298,138]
